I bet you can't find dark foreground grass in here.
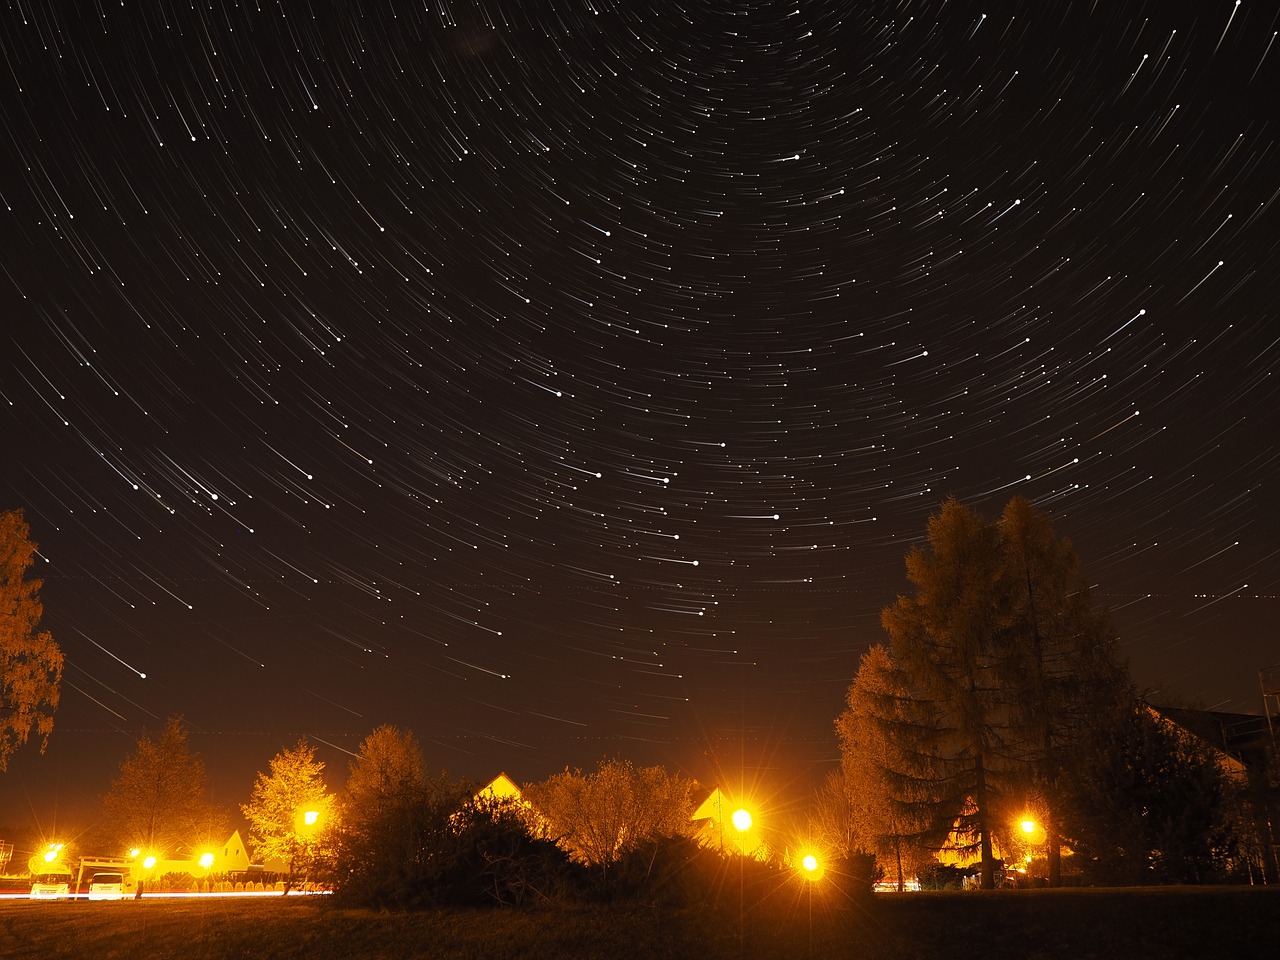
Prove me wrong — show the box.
[2,887,1277,960]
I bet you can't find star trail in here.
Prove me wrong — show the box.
[1,0,1277,825]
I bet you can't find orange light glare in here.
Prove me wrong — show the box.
[731,808,752,832]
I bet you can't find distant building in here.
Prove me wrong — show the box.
[689,785,766,858]
[216,829,251,874]
[476,772,524,804]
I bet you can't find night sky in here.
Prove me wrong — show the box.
[2,1,1277,836]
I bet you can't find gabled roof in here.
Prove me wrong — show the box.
[1150,704,1271,756]
[691,786,731,823]
[1146,703,1264,778]
[476,772,523,802]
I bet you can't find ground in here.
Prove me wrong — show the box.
[0,887,1276,959]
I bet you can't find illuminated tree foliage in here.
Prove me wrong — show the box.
[882,498,1008,888]
[993,496,1130,884]
[101,716,224,856]
[344,723,426,813]
[878,496,1128,888]
[242,739,336,890]
[329,729,581,910]
[834,644,941,890]
[0,508,64,772]
[524,758,694,878]
[333,724,431,897]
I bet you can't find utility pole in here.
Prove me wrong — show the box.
[1259,665,1280,883]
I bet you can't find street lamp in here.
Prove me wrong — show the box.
[1016,816,1046,884]
[135,854,157,899]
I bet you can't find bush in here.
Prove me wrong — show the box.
[605,835,722,906]
[443,796,583,907]
[327,780,581,910]
[919,863,968,890]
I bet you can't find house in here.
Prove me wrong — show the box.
[215,829,251,874]
[1146,703,1267,782]
[1148,702,1278,882]
[476,772,524,804]
[690,785,766,857]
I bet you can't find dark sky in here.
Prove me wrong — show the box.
[2,1,1277,839]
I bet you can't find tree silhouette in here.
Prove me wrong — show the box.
[102,716,224,856]
[879,496,1128,888]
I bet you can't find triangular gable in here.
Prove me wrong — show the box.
[218,829,251,873]
[1147,704,1250,780]
[476,772,523,802]
[692,786,730,823]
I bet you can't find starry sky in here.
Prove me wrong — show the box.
[2,1,1277,835]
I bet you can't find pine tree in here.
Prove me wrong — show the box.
[882,497,1010,889]
[876,496,1131,888]
[344,724,426,812]
[994,496,1129,884]
[835,644,941,889]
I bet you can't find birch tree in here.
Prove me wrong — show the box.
[1,509,64,771]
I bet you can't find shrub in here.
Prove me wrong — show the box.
[605,835,722,906]
[328,780,581,910]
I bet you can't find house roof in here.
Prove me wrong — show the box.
[1147,703,1272,775]
[1149,704,1271,753]
[476,772,523,802]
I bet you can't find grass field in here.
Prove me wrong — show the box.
[1,887,1277,960]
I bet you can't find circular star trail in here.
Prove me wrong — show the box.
[1,0,1276,820]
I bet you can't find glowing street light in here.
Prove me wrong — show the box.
[198,852,215,870]
[731,808,753,833]
[1017,816,1046,845]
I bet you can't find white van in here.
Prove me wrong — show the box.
[88,872,127,900]
[30,871,72,899]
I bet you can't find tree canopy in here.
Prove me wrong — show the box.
[871,496,1128,887]
[344,723,426,813]
[241,739,337,888]
[833,643,942,889]
[523,758,694,873]
[0,509,64,772]
[101,716,224,856]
